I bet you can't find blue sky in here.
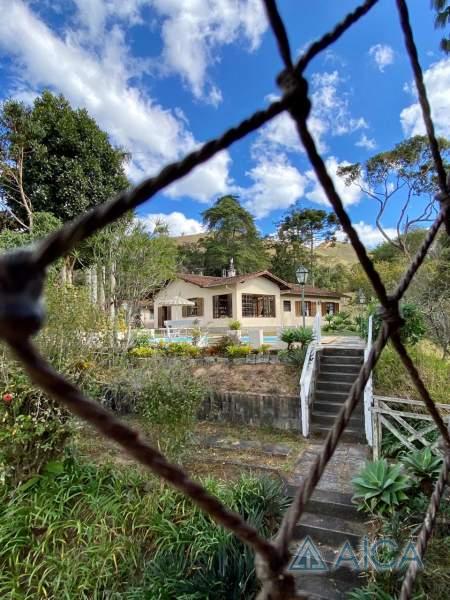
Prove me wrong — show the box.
[0,0,448,246]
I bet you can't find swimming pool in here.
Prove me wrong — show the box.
[147,335,280,345]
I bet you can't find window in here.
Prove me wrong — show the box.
[324,302,339,315]
[295,301,314,316]
[213,294,232,318]
[182,297,204,318]
[242,294,276,318]
[283,300,291,312]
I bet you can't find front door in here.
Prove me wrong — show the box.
[158,306,172,328]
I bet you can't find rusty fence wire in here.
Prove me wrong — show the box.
[0,1,449,598]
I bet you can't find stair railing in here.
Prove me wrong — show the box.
[299,312,321,437]
[364,314,374,446]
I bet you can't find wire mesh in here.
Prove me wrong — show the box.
[0,0,448,598]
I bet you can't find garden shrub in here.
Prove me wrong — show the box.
[228,319,241,331]
[128,346,155,358]
[126,475,290,600]
[322,311,356,333]
[279,346,307,367]
[352,459,410,516]
[358,302,426,346]
[281,327,314,350]
[225,344,252,358]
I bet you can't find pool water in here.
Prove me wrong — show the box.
[148,335,280,345]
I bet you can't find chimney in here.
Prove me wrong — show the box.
[227,257,236,278]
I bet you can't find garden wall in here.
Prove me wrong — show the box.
[200,390,301,431]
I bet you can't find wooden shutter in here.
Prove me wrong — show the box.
[334,302,339,314]
[197,297,204,316]
[310,302,316,317]
[295,301,301,317]
[321,302,326,316]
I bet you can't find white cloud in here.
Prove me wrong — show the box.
[400,57,450,138]
[257,70,367,156]
[242,152,307,218]
[139,211,205,235]
[0,0,233,202]
[355,133,377,151]
[305,156,364,208]
[369,44,394,72]
[150,0,267,103]
[337,221,398,248]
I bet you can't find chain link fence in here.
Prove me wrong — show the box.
[0,1,449,598]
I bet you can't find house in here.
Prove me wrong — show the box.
[153,267,346,330]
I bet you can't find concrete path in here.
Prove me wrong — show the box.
[288,440,369,495]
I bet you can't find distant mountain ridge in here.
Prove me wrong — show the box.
[172,233,358,266]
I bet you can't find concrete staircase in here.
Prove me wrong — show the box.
[287,487,367,599]
[311,347,365,442]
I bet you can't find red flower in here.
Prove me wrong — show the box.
[2,393,13,404]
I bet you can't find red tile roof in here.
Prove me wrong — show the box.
[177,272,343,297]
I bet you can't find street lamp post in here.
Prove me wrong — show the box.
[296,265,309,329]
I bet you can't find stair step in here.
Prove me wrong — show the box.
[315,390,362,403]
[293,511,365,548]
[311,412,363,429]
[320,363,361,374]
[294,572,365,599]
[285,487,364,522]
[313,400,363,416]
[312,425,365,443]
[321,355,363,366]
[317,371,358,383]
[321,347,364,357]
[316,381,354,393]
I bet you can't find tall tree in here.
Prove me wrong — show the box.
[432,0,450,54]
[270,208,340,285]
[0,91,129,228]
[337,136,450,257]
[199,195,269,275]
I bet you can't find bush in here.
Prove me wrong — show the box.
[279,346,307,367]
[259,344,271,355]
[127,475,290,600]
[0,456,157,599]
[228,320,241,331]
[374,343,449,403]
[154,341,201,358]
[281,327,314,350]
[352,459,411,516]
[138,359,206,460]
[225,344,252,359]
[128,346,155,358]
[322,311,356,333]
[401,447,442,495]
[359,302,426,346]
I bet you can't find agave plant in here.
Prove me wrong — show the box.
[352,459,411,516]
[401,447,443,495]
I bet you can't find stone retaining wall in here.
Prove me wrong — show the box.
[200,390,301,431]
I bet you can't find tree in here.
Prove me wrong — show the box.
[432,0,450,54]
[270,208,340,284]
[337,136,450,257]
[199,195,269,275]
[0,91,129,227]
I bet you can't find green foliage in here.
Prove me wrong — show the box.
[138,359,206,460]
[225,344,252,359]
[352,459,410,516]
[374,344,449,403]
[259,344,271,355]
[0,456,158,599]
[359,302,426,346]
[346,583,395,600]
[431,0,450,54]
[128,346,155,358]
[322,311,356,333]
[127,475,289,600]
[228,319,241,331]
[184,195,269,275]
[281,327,314,350]
[0,211,62,250]
[401,447,442,494]
[279,346,307,367]
[0,91,129,224]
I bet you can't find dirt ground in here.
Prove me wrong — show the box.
[75,418,306,482]
[192,363,299,395]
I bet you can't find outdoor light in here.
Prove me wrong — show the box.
[296,265,309,328]
[296,265,309,285]
[358,289,366,305]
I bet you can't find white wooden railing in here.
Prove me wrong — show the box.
[299,312,321,437]
[364,314,374,446]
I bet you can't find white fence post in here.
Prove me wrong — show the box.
[299,313,321,438]
[364,314,374,446]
